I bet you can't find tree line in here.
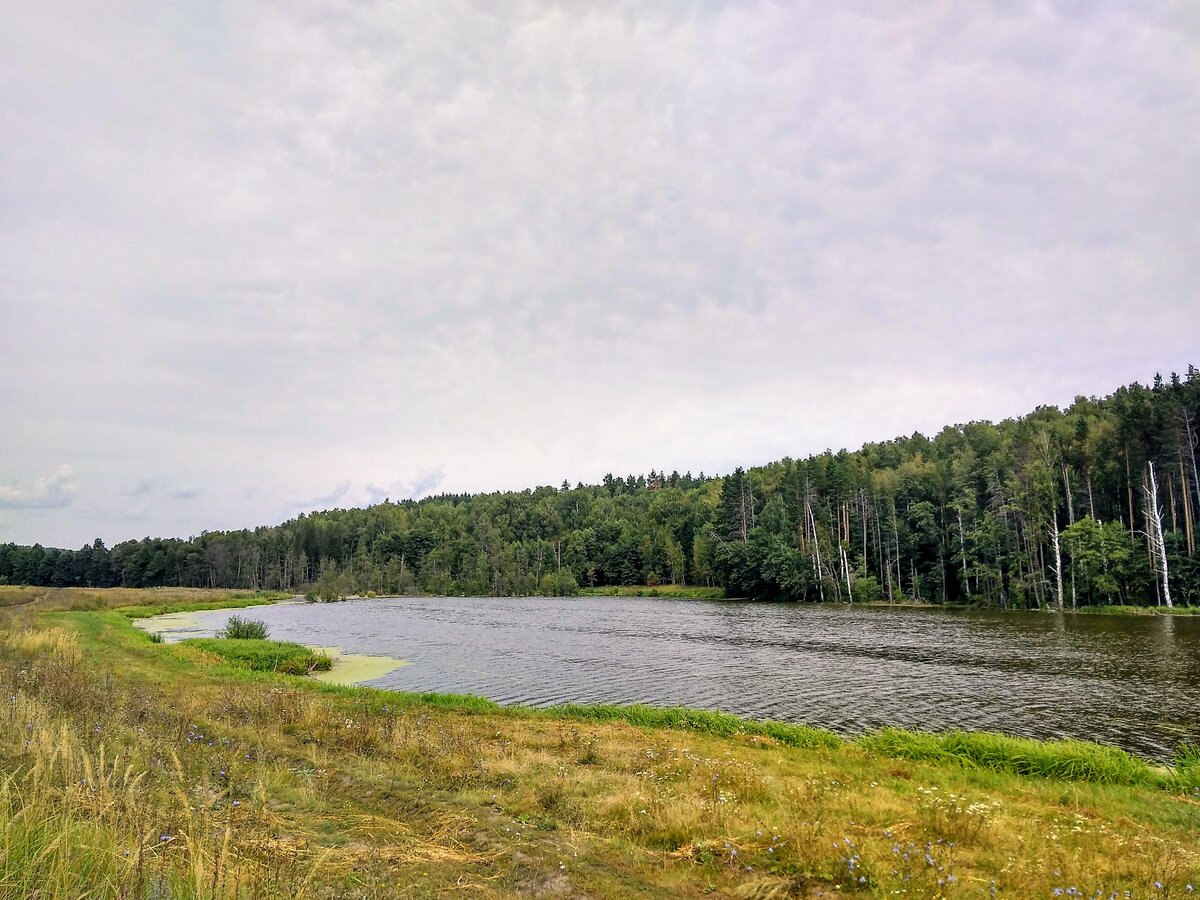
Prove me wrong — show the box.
[3,369,1198,608]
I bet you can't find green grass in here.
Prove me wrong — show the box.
[545,702,839,748]
[117,591,289,619]
[181,638,332,675]
[857,727,1166,786]
[580,584,726,600]
[1076,604,1200,616]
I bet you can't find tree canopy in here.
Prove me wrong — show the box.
[4,368,1199,608]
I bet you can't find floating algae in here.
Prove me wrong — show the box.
[306,646,408,685]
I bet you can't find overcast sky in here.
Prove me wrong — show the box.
[2,1,1198,549]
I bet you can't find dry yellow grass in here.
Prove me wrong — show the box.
[0,586,1196,897]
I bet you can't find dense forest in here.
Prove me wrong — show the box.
[4,369,1199,608]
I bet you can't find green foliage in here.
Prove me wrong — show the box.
[3,368,1199,607]
[182,638,332,675]
[851,576,883,602]
[217,616,268,640]
[147,631,164,643]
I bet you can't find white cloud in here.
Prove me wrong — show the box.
[0,466,77,510]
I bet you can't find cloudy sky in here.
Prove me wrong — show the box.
[2,1,1198,549]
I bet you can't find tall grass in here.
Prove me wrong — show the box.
[0,626,324,898]
[181,638,332,675]
[857,727,1161,786]
[549,703,840,749]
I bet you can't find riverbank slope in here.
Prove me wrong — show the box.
[1,586,1197,898]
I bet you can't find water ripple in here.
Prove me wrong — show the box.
[147,596,1200,761]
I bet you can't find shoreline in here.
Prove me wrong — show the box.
[5,588,1199,895]
[124,595,1200,764]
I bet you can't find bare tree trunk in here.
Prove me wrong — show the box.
[1062,463,1075,526]
[1181,453,1196,555]
[891,498,902,600]
[1050,510,1064,611]
[1145,462,1173,608]
[1168,471,1179,534]
[1126,451,1136,537]
[807,494,825,602]
[877,497,892,602]
[1182,407,1200,537]
[957,509,970,600]
[860,490,869,574]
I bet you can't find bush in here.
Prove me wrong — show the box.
[217,616,268,640]
[147,631,164,643]
[852,576,883,602]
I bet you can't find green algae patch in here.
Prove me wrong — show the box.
[307,645,408,684]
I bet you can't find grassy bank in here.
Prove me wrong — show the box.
[0,587,1198,897]
[180,638,333,675]
[1075,604,1200,616]
[580,584,727,600]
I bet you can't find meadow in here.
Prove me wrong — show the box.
[0,585,1197,898]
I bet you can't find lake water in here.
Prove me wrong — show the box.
[142,596,1200,761]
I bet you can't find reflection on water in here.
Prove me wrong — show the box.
[141,597,1200,761]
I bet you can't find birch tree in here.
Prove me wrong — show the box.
[1144,462,1173,608]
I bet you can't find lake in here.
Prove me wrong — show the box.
[140,595,1200,761]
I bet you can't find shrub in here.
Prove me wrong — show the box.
[217,616,268,640]
[851,576,883,602]
[147,631,164,643]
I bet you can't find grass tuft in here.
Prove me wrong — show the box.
[547,703,840,749]
[857,727,1160,785]
[181,638,332,675]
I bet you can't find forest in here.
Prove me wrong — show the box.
[3,369,1199,609]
